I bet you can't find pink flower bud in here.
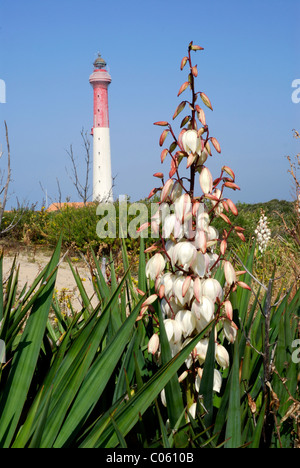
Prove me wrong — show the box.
[199,167,213,194]
[148,334,160,355]
[194,229,207,253]
[160,179,174,202]
[227,198,238,216]
[220,239,227,255]
[193,277,202,303]
[222,165,235,181]
[182,276,192,298]
[224,300,233,321]
[237,281,251,291]
[224,261,236,285]
[142,294,158,308]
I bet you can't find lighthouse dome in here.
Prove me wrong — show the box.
[93,53,107,69]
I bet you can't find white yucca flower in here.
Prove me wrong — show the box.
[145,253,166,280]
[255,211,271,253]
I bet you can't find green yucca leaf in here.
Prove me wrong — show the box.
[158,302,185,429]
[250,399,267,448]
[28,387,53,448]
[138,237,146,293]
[225,340,242,448]
[155,399,171,448]
[53,295,146,447]
[112,329,138,404]
[35,268,131,447]
[90,248,110,301]
[109,250,118,292]
[67,260,92,316]
[12,384,46,448]
[86,321,215,448]
[5,266,59,350]
[0,254,3,321]
[199,324,215,429]
[110,416,128,448]
[0,235,62,448]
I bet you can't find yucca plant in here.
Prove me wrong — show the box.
[0,236,299,448]
[0,41,299,449]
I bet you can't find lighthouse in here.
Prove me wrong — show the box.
[89,53,113,202]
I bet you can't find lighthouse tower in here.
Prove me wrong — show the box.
[89,53,113,202]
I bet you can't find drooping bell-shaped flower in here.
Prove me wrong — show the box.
[224,260,236,285]
[160,388,167,407]
[195,338,209,365]
[223,319,238,344]
[163,213,176,238]
[199,167,213,194]
[161,298,181,319]
[196,210,210,232]
[196,368,222,393]
[174,193,192,222]
[164,319,183,344]
[173,274,194,306]
[191,251,208,278]
[165,240,176,264]
[202,278,223,303]
[195,148,209,168]
[172,241,197,269]
[175,309,196,338]
[192,295,214,323]
[215,343,230,369]
[146,253,166,281]
[170,180,183,201]
[207,225,219,243]
[187,402,197,422]
[148,333,160,355]
[182,129,202,155]
[207,252,220,273]
[193,229,207,253]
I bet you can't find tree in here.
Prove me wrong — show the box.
[66,128,91,205]
[0,121,12,233]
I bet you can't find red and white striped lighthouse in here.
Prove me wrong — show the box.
[89,53,113,202]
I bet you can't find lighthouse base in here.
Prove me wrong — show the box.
[92,127,113,203]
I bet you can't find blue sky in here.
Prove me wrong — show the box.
[0,0,299,208]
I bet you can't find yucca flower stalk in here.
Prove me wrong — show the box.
[144,41,250,421]
[255,210,271,254]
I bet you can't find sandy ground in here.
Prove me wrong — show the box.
[2,247,98,311]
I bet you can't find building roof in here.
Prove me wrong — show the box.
[47,202,91,212]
